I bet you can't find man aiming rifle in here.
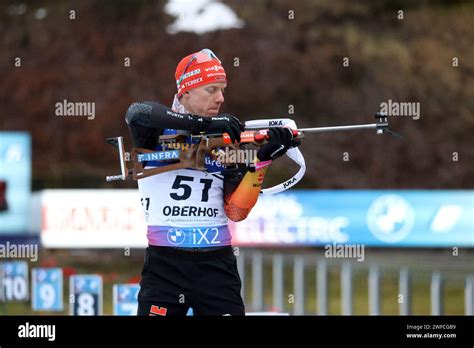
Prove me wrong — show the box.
[125,48,293,316]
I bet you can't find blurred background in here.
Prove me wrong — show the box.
[0,0,473,315]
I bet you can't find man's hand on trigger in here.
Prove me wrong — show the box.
[201,114,245,143]
[257,127,293,162]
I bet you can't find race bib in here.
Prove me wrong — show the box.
[137,168,231,247]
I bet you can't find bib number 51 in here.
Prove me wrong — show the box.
[170,175,212,202]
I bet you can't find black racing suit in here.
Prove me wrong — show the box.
[126,101,246,316]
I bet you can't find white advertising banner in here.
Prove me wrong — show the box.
[40,190,147,248]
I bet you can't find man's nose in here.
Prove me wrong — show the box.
[215,91,224,103]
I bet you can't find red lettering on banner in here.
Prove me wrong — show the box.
[43,206,145,232]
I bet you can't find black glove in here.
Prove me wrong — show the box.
[200,114,245,143]
[257,128,293,161]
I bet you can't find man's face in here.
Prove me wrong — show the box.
[180,83,226,117]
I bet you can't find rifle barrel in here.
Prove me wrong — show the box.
[298,123,379,133]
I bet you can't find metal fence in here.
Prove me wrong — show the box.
[236,249,474,315]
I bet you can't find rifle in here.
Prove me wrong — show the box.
[106,112,400,194]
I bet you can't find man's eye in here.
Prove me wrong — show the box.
[208,88,215,93]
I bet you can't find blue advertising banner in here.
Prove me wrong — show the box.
[0,132,31,234]
[231,190,474,247]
